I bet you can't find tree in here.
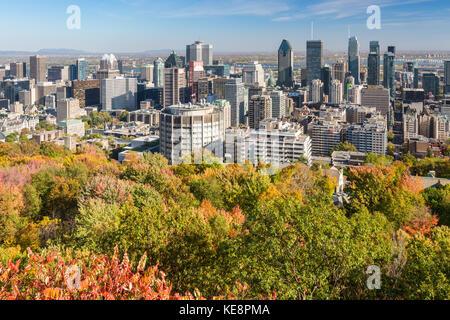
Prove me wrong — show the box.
[330,142,358,155]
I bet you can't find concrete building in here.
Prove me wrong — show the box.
[243,62,265,88]
[310,79,323,103]
[361,86,391,116]
[186,41,213,66]
[310,121,342,156]
[10,62,27,78]
[346,105,377,124]
[163,68,187,107]
[445,60,450,94]
[58,119,85,137]
[332,62,348,85]
[330,80,343,104]
[344,121,387,155]
[140,64,154,83]
[57,98,82,122]
[248,95,272,129]
[72,80,100,108]
[30,56,47,82]
[225,78,247,127]
[101,77,137,111]
[48,66,70,82]
[159,102,228,164]
[270,90,287,119]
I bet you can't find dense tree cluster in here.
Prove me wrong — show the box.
[0,140,449,300]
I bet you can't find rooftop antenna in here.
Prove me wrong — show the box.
[311,21,314,40]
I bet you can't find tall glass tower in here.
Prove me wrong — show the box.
[277,39,294,88]
[306,40,323,85]
[153,57,164,88]
[76,58,87,81]
[383,46,396,97]
[367,41,380,86]
[348,36,360,85]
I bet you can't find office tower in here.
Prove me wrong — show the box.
[368,41,380,85]
[10,62,27,78]
[140,64,154,82]
[165,51,184,68]
[388,46,396,55]
[163,68,187,107]
[414,67,420,89]
[225,78,247,127]
[188,61,205,102]
[422,73,440,98]
[242,61,265,88]
[445,61,450,94]
[277,39,294,87]
[346,106,377,124]
[361,86,391,116]
[48,66,70,82]
[320,65,331,97]
[348,85,362,105]
[270,90,287,119]
[30,55,47,82]
[248,86,265,102]
[186,41,213,66]
[330,80,343,104]
[159,103,227,165]
[153,58,164,87]
[344,121,387,155]
[344,76,355,100]
[248,95,272,129]
[403,61,416,73]
[76,58,87,81]
[213,77,228,100]
[57,98,81,122]
[101,77,138,111]
[383,46,395,97]
[310,79,323,103]
[71,80,100,108]
[204,64,231,77]
[100,54,118,70]
[306,40,323,85]
[311,121,342,156]
[348,36,361,84]
[332,62,348,84]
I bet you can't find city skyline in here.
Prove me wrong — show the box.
[2,0,450,53]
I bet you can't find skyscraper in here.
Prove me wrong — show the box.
[10,62,27,78]
[348,36,360,85]
[101,77,137,111]
[225,78,247,127]
[153,58,164,87]
[76,58,87,81]
[140,64,154,82]
[383,47,396,97]
[367,41,380,86]
[330,80,343,104]
[165,51,185,68]
[320,65,331,97]
[30,55,47,82]
[422,73,440,98]
[186,41,213,66]
[277,39,294,87]
[248,95,272,129]
[332,62,348,85]
[163,68,187,107]
[306,40,323,85]
[445,61,450,94]
[242,61,265,88]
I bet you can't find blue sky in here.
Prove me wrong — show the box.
[1,0,450,53]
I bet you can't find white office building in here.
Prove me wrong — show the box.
[101,77,137,111]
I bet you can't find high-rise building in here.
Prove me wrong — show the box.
[225,78,247,127]
[188,61,205,102]
[422,73,440,98]
[348,85,363,105]
[332,62,348,84]
[330,80,343,104]
[186,41,213,66]
[76,58,87,81]
[47,66,70,82]
[159,102,228,165]
[163,68,187,107]
[101,77,137,111]
[30,55,47,82]
[367,41,380,86]
[153,58,164,87]
[242,61,265,88]
[344,121,387,155]
[444,61,450,94]
[71,80,100,108]
[306,40,323,85]
[320,65,331,97]
[10,62,27,78]
[165,51,185,68]
[140,64,154,82]
[348,36,360,84]
[270,90,287,119]
[277,39,294,87]
[383,47,395,97]
[310,79,323,103]
[311,121,342,156]
[361,86,391,116]
[57,98,81,122]
[248,95,272,129]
